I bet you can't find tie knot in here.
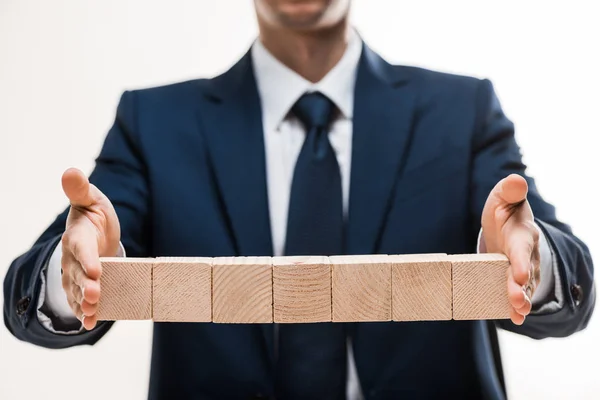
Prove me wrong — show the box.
[292,92,336,130]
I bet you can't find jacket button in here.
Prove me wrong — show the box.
[16,296,31,316]
[570,284,583,306]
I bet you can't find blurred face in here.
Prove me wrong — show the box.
[255,0,350,31]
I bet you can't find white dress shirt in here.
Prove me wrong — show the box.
[38,29,561,399]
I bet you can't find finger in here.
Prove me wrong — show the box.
[62,168,95,208]
[81,300,98,317]
[496,174,528,206]
[82,314,98,330]
[69,280,100,307]
[70,283,84,304]
[62,228,102,280]
[508,268,528,308]
[82,279,101,304]
[505,221,538,285]
[70,300,83,322]
[516,296,532,316]
[481,174,529,241]
[69,263,98,298]
[510,308,525,325]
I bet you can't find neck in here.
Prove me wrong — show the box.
[258,19,350,83]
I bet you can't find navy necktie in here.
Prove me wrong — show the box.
[277,92,347,399]
[284,91,344,256]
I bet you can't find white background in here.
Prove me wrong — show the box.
[1,1,598,399]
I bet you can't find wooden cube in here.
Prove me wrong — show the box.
[97,258,153,320]
[212,256,273,323]
[450,253,511,320]
[272,256,331,323]
[391,254,452,321]
[330,255,391,322]
[153,257,212,322]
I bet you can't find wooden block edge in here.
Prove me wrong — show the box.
[450,253,511,320]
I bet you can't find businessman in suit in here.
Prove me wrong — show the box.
[3,0,595,399]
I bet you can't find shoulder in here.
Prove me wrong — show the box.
[385,63,496,120]
[109,79,214,143]
[122,79,210,108]
[395,64,489,100]
[111,78,217,127]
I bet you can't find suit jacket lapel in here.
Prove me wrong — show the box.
[347,45,417,254]
[197,46,416,257]
[196,51,275,361]
[197,52,274,258]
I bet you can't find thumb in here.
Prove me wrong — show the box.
[491,174,528,207]
[482,174,529,234]
[62,168,95,208]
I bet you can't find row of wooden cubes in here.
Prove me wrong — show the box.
[96,253,511,323]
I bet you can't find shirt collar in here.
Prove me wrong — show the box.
[251,29,362,131]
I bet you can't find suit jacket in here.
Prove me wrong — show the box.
[4,44,595,400]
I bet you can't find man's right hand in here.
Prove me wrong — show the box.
[60,168,121,330]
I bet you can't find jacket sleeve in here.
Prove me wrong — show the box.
[469,78,595,339]
[3,90,150,348]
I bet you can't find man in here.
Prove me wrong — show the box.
[3,0,595,399]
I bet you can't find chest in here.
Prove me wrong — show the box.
[145,104,475,257]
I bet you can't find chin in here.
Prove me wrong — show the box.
[274,0,334,30]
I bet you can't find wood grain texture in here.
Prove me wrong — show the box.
[97,258,153,320]
[212,256,273,323]
[330,255,391,322]
[153,257,212,322]
[390,254,452,321]
[272,256,331,323]
[95,254,510,323]
[450,253,511,320]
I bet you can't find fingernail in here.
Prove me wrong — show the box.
[81,315,86,326]
[81,286,86,299]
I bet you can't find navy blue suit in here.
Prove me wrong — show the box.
[4,44,595,399]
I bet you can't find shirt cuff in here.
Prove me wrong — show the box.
[477,223,563,312]
[36,241,126,334]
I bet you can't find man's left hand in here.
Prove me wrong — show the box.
[481,174,541,325]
